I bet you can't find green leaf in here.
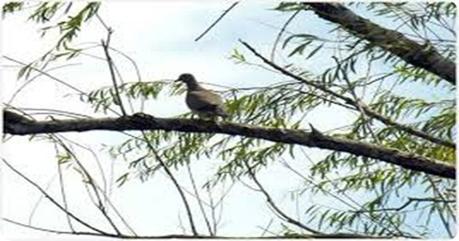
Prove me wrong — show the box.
[306,44,323,59]
[115,173,130,187]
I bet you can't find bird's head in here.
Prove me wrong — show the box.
[176,73,200,90]
[176,73,196,83]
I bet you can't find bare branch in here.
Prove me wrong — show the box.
[186,163,214,236]
[141,131,199,236]
[52,135,122,235]
[243,160,321,234]
[1,158,109,235]
[101,29,127,116]
[271,9,301,61]
[2,55,121,116]
[56,150,75,231]
[353,197,456,213]
[194,2,239,42]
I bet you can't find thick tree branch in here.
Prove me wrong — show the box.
[1,217,384,239]
[4,112,455,179]
[304,3,456,85]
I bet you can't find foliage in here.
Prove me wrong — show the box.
[3,1,100,80]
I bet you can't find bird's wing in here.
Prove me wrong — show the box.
[186,90,224,111]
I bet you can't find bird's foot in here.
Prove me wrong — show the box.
[130,112,156,124]
[133,112,153,118]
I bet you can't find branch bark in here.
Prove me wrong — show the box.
[304,3,456,85]
[1,217,386,239]
[4,112,455,179]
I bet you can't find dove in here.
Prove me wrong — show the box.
[176,73,228,120]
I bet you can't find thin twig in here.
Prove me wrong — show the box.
[259,219,274,237]
[101,29,127,116]
[280,157,398,236]
[426,177,454,238]
[111,56,135,113]
[353,197,455,213]
[7,63,81,105]
[2,56,86,98]
[55,143,75,231]
[293,150,422,237]
[206,186,218,235]
[52,136,122,235]
[96,13,110,31]
[141,131,199,236]
[186,163,214,236]
[271,9,301,61]
[16,107,92,119]
[242,160,321,234]
[56,134,108,196]
[107,46,144,112]
[93,184,138,236]
[333,56,380,143]
[1,158,109,235]
[194,2,239,42]
[27,173,58,225]
[2,55,121,116]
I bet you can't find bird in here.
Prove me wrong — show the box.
[176,73,228,120]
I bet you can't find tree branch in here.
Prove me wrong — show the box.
[194,2,239,42]
[1,158,109,235]
[101,29,127,116]
[4,112,455,179]
[1,217,384,239]
[141,131,199,236]
[186,163,214,236]
[52,135,122,235]
[304,3,456,85]
[353,197,456,213]
[243,160,321,234]
[239,40,456,149]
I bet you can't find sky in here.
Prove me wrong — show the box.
[0,1,455,240]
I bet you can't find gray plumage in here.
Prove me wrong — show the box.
[176,73,228,119]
